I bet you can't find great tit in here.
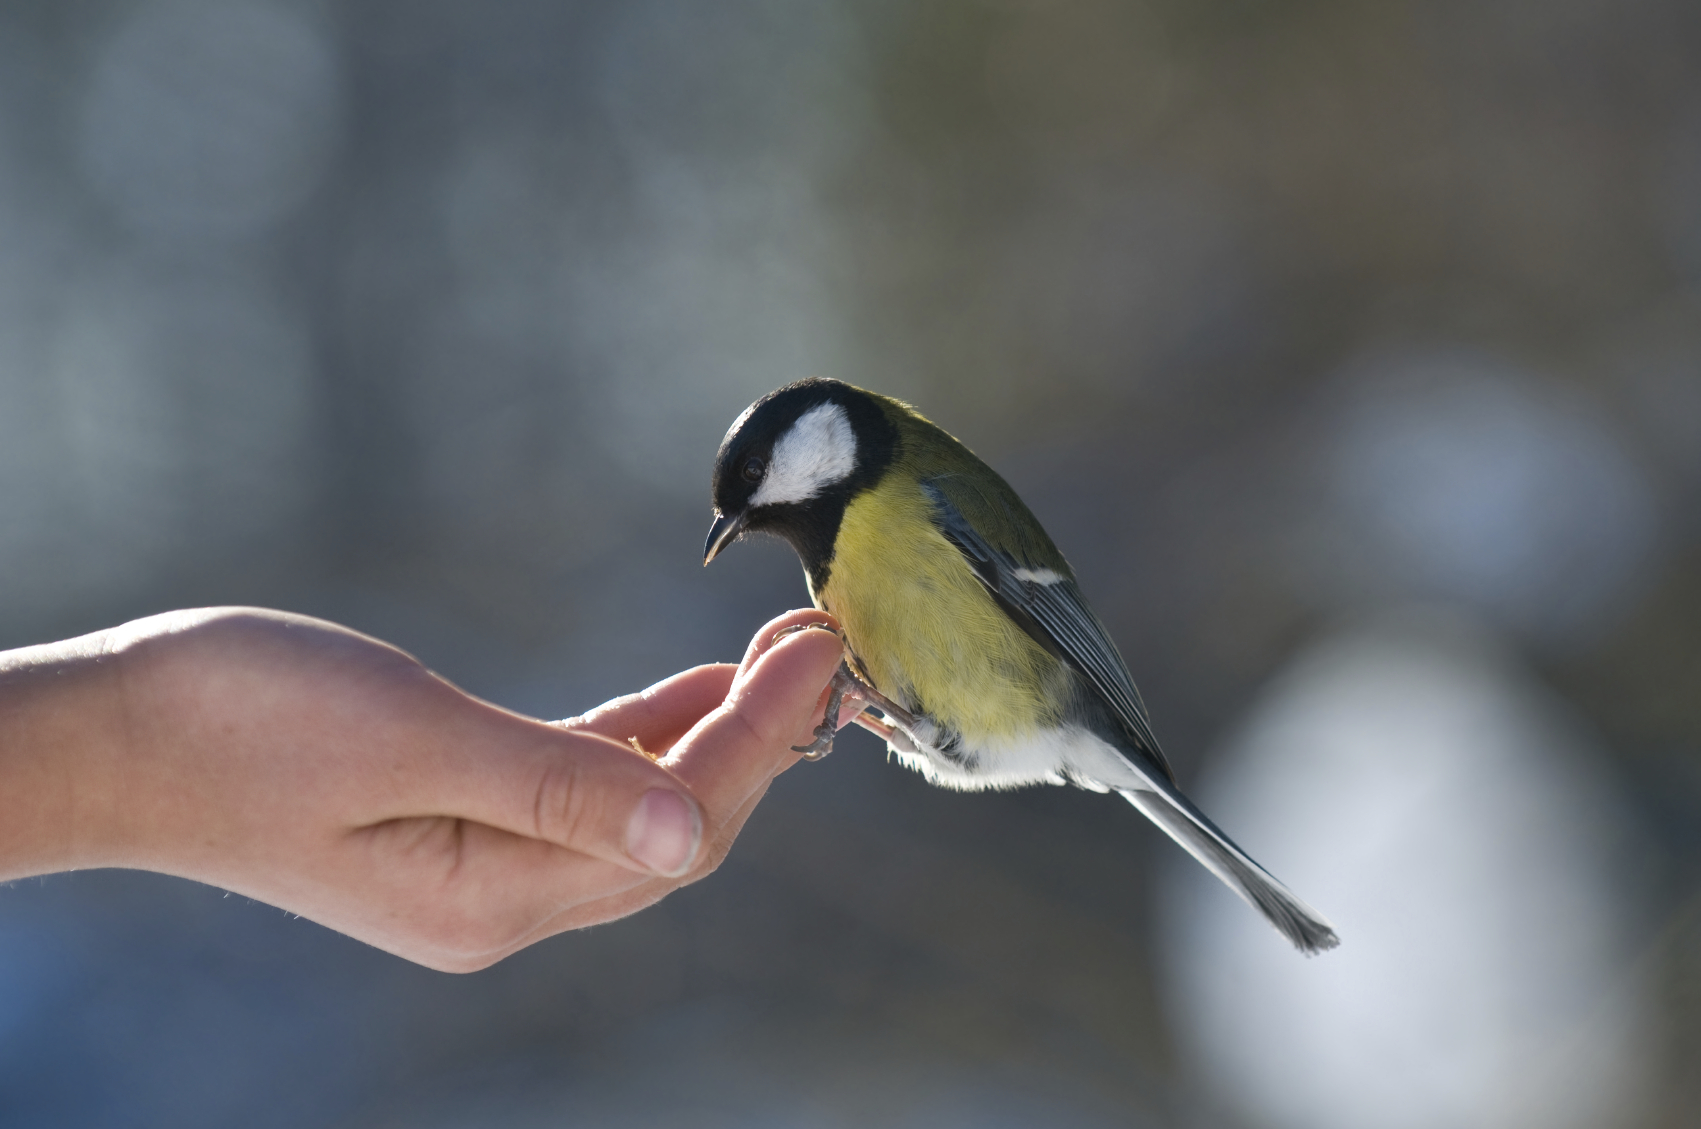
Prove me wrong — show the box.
[705,378,1339,954]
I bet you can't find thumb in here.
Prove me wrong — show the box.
[532,734,706,878]
[412,704,708,879]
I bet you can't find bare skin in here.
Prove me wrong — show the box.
[0,606,845,972]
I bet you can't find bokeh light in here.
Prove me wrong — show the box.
[1162,612,1648,1129]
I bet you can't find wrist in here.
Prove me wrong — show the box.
[0,626,133,880]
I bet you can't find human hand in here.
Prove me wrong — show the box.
[0,607,845,971]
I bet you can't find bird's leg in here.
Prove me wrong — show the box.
[845,677,915,730]
[770,622,920,759]
[849,709,919,754]
[822,661,921,754]
[791,663,857,760]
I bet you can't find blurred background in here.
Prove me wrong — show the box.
[1,0,1699,1125]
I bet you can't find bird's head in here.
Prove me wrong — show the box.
[704,379,897,572]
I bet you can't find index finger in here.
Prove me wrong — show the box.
[559,664,737,752]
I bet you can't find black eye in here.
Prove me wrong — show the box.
[741,456,766,483]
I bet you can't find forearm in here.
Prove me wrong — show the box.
[0,627,129,881]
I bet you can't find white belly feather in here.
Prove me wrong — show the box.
[887,719,1149,795]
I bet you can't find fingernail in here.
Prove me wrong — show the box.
[625,789,701,877]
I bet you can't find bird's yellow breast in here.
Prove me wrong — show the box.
[812,474,1064,743]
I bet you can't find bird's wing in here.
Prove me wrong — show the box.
[924,479,1338,953]
[921,480,1174,782]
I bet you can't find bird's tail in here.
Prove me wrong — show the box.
[1118,782,1340,955]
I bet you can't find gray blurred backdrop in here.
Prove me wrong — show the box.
[2,1,1700,1126]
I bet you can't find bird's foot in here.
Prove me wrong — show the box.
[770,622,919,759]
[797,664,922,758]
[792,665,856,760]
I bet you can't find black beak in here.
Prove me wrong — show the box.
[703,510,746,565]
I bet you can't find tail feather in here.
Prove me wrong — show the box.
[1120,783,1340,955]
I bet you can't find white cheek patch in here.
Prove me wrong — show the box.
[1012,567,1065,586]
[750,401,857,507]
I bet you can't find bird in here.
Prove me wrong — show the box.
[703,378,1339,954]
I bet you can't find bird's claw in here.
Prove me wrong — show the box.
[792,666,849,760]
[792,728,836,760]
[771,620,840,645]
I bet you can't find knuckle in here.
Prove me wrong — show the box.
[723,698,783,752]
[532,757,600,849]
